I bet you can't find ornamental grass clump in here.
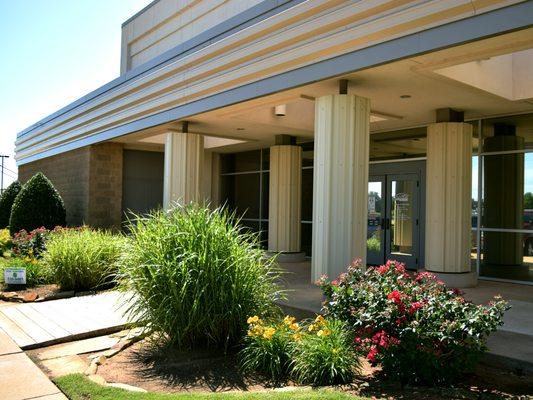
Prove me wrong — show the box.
[120,203,283,350]
[43,228,126,291]
[318,259,509,385]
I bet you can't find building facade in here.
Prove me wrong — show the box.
[15,0,533,287]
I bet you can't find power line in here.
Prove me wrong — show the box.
[0,155,9,194]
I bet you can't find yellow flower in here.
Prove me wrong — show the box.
[292,333,302,342]
[332,348,339,354]
[247,325,264,337]
[283,315,296,326]
[262,327,276,340]
[247,315,260,324]
[317,328,331,337]
[314,315,325,325]
[289,323,300,332]
[308,324,316,332]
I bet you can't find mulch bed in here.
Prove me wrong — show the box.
[96,338,533,399]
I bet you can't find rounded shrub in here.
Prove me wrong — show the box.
[319,260,509,385]
[43,228,126,291]
[0,181,21,229]
[120,203,283,349]
[9,173,66,235]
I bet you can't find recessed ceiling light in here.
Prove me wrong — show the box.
[400,94,411,99]
[236,128,245,131]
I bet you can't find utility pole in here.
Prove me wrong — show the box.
[0,155,9,195]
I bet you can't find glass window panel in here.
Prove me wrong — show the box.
[389,180,414,256]
[301,223,312,257]
[230,174,261,219]
[220,150,261,173]
[260,221,268,249]
[472,156,479,229]
[367,181,383,256]
[480,231,533,282]
[261,172,269,220]
[481,153,533,230]
[261,148,270,171]
[481,113,533,150]
[301,168,314,221]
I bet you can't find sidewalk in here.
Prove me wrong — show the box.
[0,291,134,349]
[0,328,66,400]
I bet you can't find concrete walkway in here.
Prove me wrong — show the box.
[0,328,66,400]
[0,291,134,349]
[279,261,533,373]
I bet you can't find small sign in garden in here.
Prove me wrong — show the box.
[4,268,26,285]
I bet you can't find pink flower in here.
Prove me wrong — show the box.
[376,264,389,275]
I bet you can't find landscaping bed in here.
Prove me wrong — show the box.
[91,337,533,399]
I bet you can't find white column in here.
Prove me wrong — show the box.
[163,130,204,209]
[268,145,302,253]
[312,94,370,281]
[425,122,475,287]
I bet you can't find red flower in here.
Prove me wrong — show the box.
[387,290,402,304]
[409,301,424,314]
[367,346,379,362]
[395,316,407,326]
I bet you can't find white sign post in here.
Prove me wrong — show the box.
[4,268,26,285]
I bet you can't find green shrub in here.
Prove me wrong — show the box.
[0,181,21,229]
[120,203,283,349]
[43,228,126,291]
[292,317,359,386]
[9,173,66,235]
[318,260,509,385]
[366,232,380,252]
[240,315,299,382]
[0,256,51,287]
[0,229,11,256]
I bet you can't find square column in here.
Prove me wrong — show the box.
[312,94,370,281]
[426,122,476,287]
[268,145,302,254]
[163,129,204,209]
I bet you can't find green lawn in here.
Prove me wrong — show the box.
[54,374,367,400]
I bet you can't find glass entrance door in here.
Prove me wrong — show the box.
[367,174,420,269]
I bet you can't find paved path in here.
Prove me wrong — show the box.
[0,328,67,400]
[0,291,134,349]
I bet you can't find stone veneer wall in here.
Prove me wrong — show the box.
[18,143,123,229]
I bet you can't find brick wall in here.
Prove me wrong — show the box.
[18,147,91,226]
[18,143,123,229]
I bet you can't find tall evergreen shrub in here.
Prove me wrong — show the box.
[0,181,21,228]
[9,173,66,235]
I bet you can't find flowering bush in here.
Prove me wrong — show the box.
[318,259,509,385]
[12,227,54,258]
[240,315,300,382]
[240,315,358,385]
[292,316,359,386]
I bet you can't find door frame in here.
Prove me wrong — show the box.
[369,160,426,270]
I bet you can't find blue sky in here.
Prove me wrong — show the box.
[0,0,152,187]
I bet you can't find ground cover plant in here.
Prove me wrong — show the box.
[240,315,358,386]
[43,228,126,291]
[318,259,508,385]
[0,228,11,256]
[0,181,21,228]
[9,172,66,234]
[120,203,282,349]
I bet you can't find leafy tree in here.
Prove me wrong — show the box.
[9,173,66,235]
[0,181,22,228]
[525,192,533,209]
